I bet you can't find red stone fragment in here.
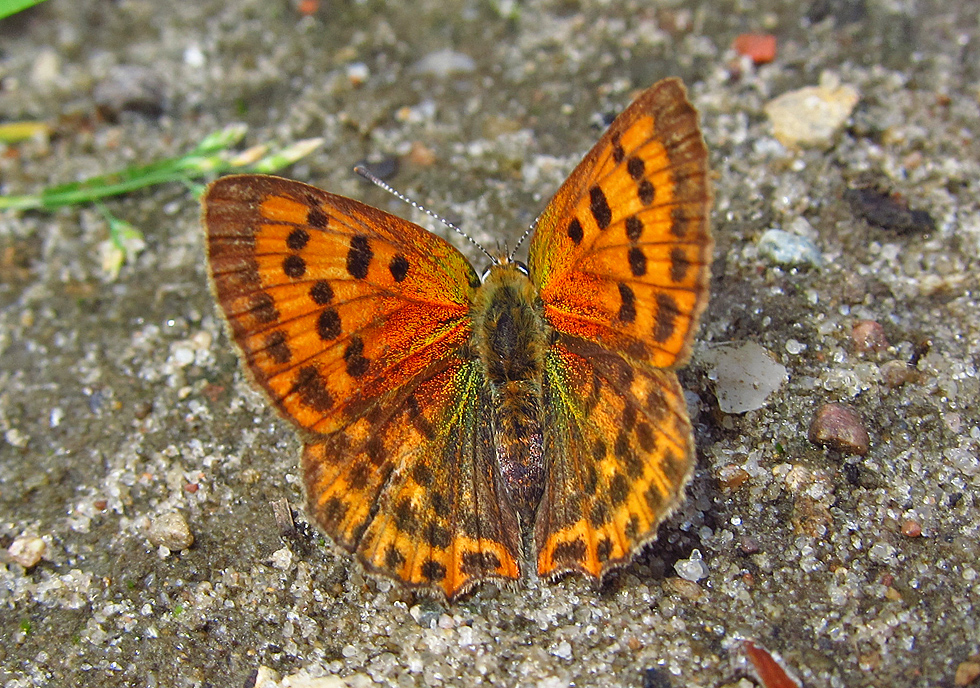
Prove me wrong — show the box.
[901,519,922,537]
[733,34,778,64]
[738,639,802,688]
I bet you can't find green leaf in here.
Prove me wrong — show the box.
[0,0,48,21]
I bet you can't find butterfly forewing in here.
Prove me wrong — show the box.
[205,175,479,436]
[528,78,712,369]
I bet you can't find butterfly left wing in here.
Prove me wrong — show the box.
[204,174,479,437]
[204,175,523,597]
[527,79,712,580]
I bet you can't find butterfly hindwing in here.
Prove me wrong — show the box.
[535,334,694,578]
[302,356,522,598]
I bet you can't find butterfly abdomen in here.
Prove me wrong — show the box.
[472,263,551,521]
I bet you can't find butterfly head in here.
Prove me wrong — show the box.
[480,253,530,283]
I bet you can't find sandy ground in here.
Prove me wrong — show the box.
[1,1,979,686]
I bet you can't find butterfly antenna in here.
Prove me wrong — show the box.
[509,216,538,262]
[354,165,496,264]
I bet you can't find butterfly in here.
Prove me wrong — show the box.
[203,77,712,599]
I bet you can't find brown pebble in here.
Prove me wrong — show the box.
[93,499,108,511]
[840,273,869,305]
[880,359,915,387]
[809,403,871,455]
[739,535,760,554]
[852,320,889,354]
[147,512,194,551]
[901,520,922,537]
[956,660,980,686]
[407,141,437,166]
[664,577,703,601]
[184,483,199,493]
[718,465,751,491]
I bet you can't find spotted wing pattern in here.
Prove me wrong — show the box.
[529,78,712,369]
[204,176,521,597]
[535,335,694,578]
[302,356,522,596]
[528,78,712,579]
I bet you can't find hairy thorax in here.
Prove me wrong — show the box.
[470,261,552,522]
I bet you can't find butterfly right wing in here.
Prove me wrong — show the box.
[526,79,711,580]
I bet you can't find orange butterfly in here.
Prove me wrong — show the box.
[203,78,712,598]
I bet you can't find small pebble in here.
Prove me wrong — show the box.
[809,403,871,455]
[345,62,369,87]
[407,141,437,166]
[764,79,859,148]
[901,520,923,537]
[955,660,980,687]
[8,535,47,568]
[844,186,936,234]
[413,49,476,77]
[739,536,760,555]
[718,465,751,491]
[758,229,823,267]
[147,512,194,551]
[884,587,903,602]
[880,359,915,388]
[852,320,889,354]
[701,342,789,414]
[674,549,708,582]
[93,65,166,120]
[409,600,443,628]
[270,547,293,570]
[665,577,704,601]
[732,33,777,64]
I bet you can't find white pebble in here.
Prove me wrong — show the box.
[674,549,708,582]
